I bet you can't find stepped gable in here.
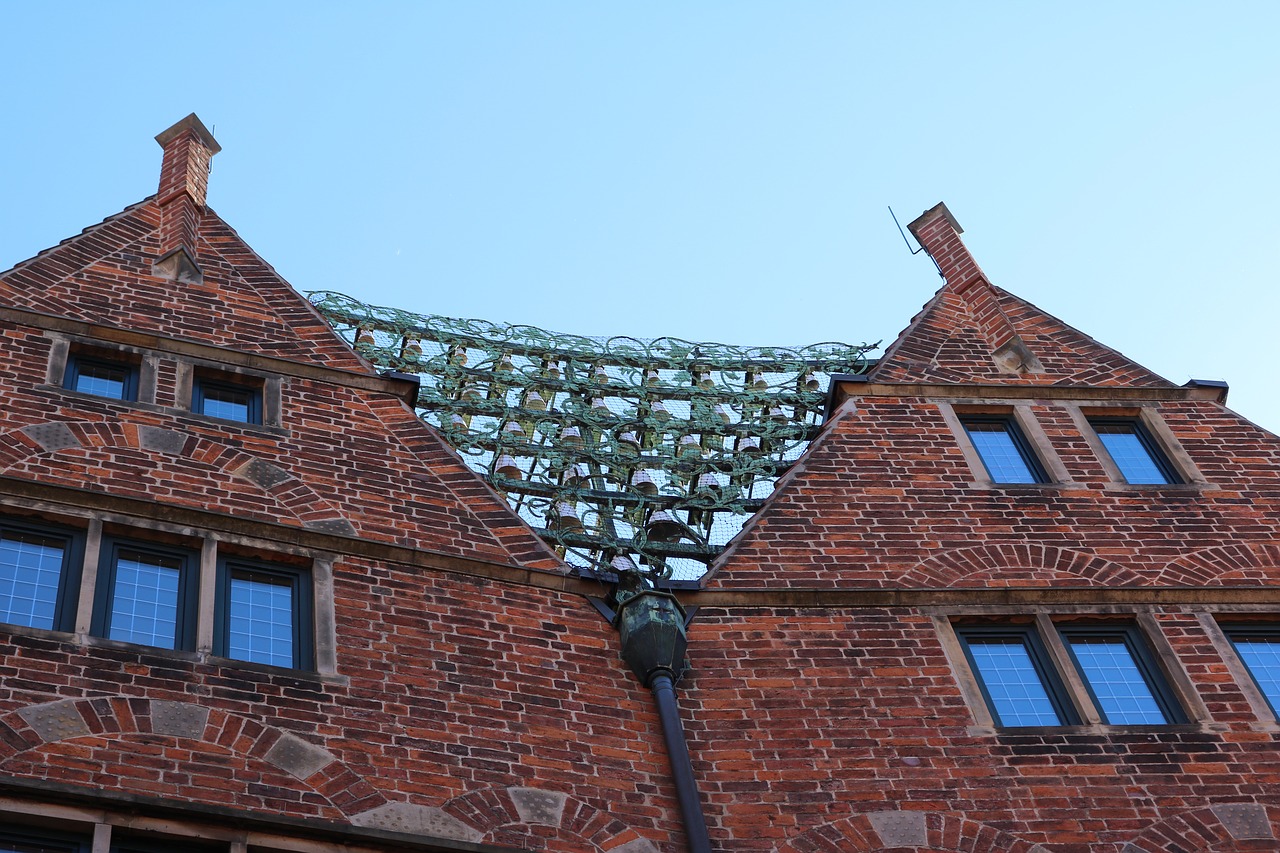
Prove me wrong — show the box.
[0,116,367,372]
[872,203,1171,387]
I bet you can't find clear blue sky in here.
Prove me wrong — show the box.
[2,3,1277,431]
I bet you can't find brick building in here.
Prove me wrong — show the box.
[0,115,1278,852]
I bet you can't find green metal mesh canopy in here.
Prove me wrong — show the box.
[309,291,878,581]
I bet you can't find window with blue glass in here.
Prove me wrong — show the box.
[1059,625,1184,725]
[193,375,262,424]
[1089,419,1180,485]
[1223,625,1280,717]
[91,538,198,651]
[956,626,1079,727]
[960,416,1048,484]
[215,558,311,669]
[63,354,139,401]
[0,519,82,632]
[956,620,1183,728]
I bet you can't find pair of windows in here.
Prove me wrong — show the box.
[961,415,1179,485]
[957,622,1184,727]
[64,353,262,425]
[0,518,310,670]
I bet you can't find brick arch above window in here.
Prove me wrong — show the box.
[0,420,354,534]
[1158,543,1280,587]
[404,786,662,853]
[776,811,1046,853]
[1121,803,1280,852]
[900,543,1145,588]
[0,697,386,818]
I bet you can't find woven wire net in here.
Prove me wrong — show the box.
[309,291,878,582]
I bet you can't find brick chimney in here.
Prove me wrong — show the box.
[908,202,1043,375]
[152,114,221,285]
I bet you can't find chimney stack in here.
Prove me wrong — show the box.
[908,202,1042,374]
[152,114,221,285]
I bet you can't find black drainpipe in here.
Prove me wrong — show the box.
[615,588,712,853]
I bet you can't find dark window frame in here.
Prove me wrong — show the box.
[1058,623,1186,725]
[62,353,140,402]
[959,414,1050,484]
[955,624,1080,728]
[1222,623,1280,717]
[0,824,91,852]
[0,517,84,633]
[192,375,263,425]
[91,537,200,652]
[1088,417,1182,485]
[214,556,312,670]
[110,836,222,853]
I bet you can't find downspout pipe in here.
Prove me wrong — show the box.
[615,589,712,853]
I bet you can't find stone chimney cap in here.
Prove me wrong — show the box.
[155,113,221,155]
[907,202,962,243]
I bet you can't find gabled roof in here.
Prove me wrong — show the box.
[870,203,1173,388]
[0,115,564,574]
[703,202,1222,589]
[0,198,373,371]
[871,283,1174,387]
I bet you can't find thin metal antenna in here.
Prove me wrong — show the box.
[888,206,926,255]
[889,206,943,278]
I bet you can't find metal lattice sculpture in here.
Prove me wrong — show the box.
[309,291,878,582]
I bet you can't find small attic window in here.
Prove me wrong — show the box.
[1088,418,1181,485]
[960,415,1049,484]
[193,374,263,424]
[64,352,140,401]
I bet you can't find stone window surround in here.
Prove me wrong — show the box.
[0,505,339,680]
[0,796,462,853]
[1064,402,1207,490]
[42,332,285,433]
[938,401,1072,488]
[930,605,1214,735]
[1199,608,1280,732]
[935,398,1209,491]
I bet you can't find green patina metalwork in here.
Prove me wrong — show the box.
[309,290,878,581]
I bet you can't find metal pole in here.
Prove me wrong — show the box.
[649,672,712,853]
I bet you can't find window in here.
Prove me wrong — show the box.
[0,519,82,632]
[63,353,139,401]
[91,538,198,651]
[0,825,89,853]
[1223,625,1280,716]
[1088,418,1180,484]
[0,511,320,671]
[960,416,1048,484]
[956,621,1183,728]
[215,558,311,669]
[1059,625,1183,725]
[193,375,262,424]
[0,824,219,853]
[956,626,1078,727]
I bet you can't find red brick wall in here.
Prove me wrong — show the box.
[712,397,1280,589]
[688,607,1280,852]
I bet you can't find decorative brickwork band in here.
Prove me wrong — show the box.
[1123,804,1280,850]
[437,787,659,852]
[0,697,385,820]
[901,543,1145,588]
[0,420,354,534]
[778,811,1046,853]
